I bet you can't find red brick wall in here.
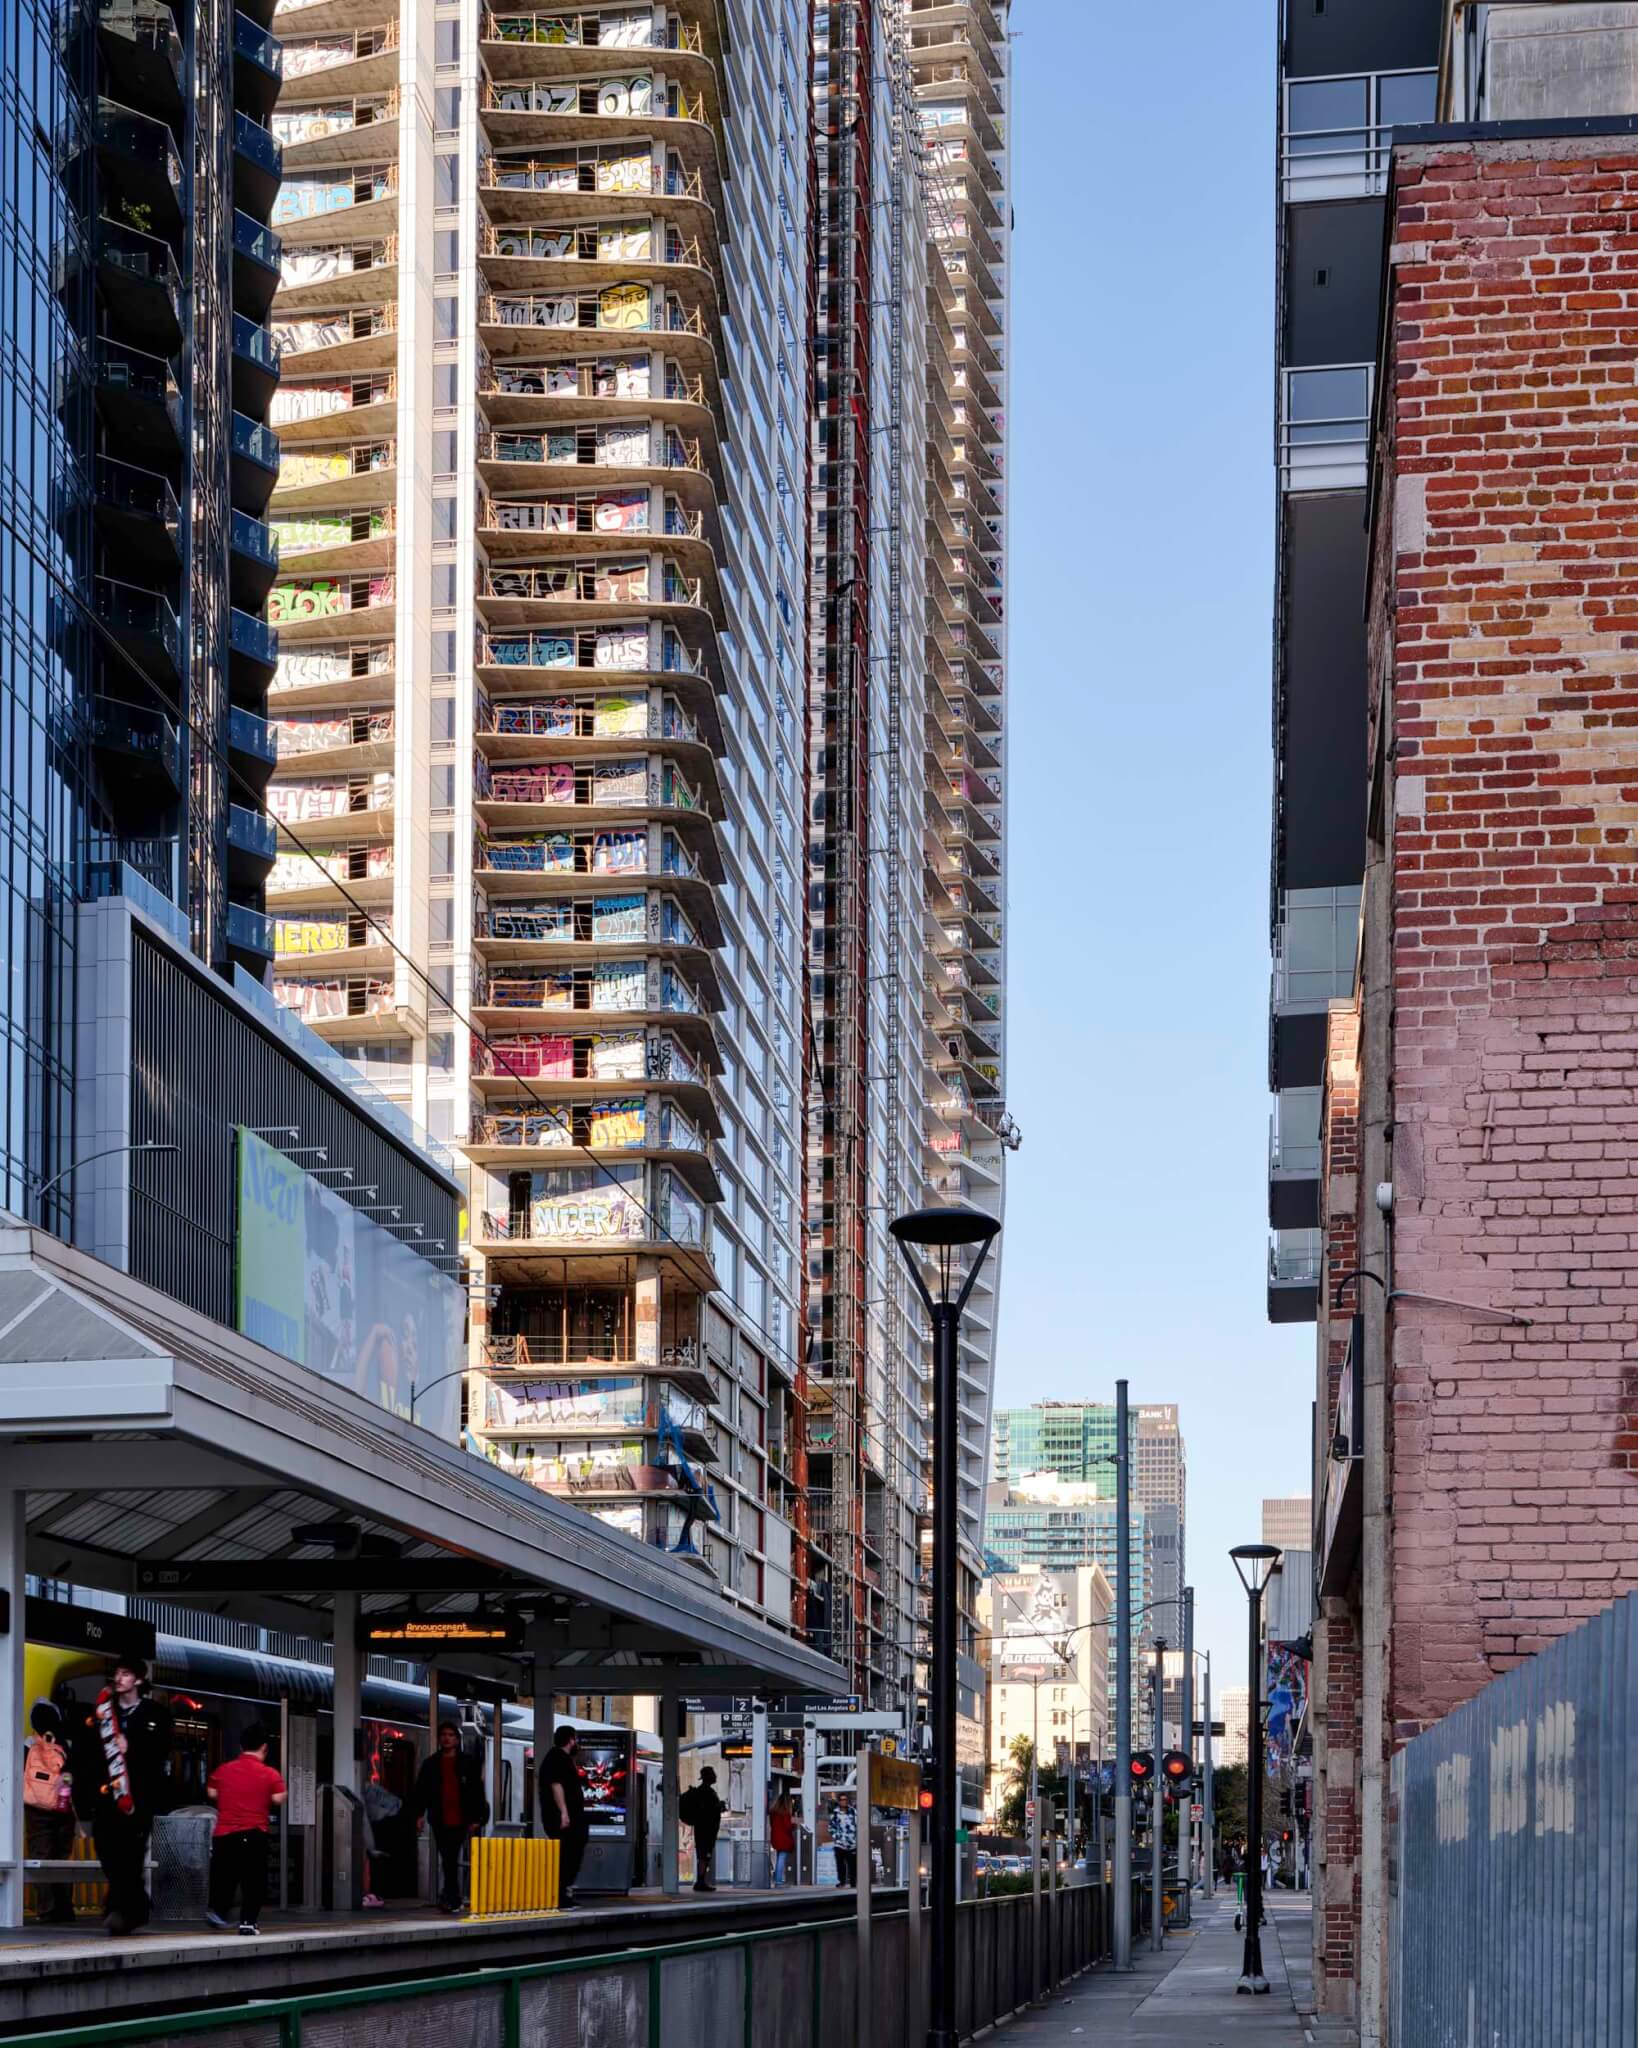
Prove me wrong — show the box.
[1375,138,1638,1738]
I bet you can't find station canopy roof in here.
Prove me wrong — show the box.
[0,1223,844,1697]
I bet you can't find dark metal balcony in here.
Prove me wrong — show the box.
[94,577,181,686]
[229,508,279,608]
[232,110,282,217]
[93,215,183,354]
[89,99,184,239]
[93,0,183,125]
[94,456,180,572]
[231,311,280,411]
[228,703,277,780]
[226,801,277,881]
[232,12,283,118]
[1266,1229,1320,1326]
[230,409,280,513]
[90,695,183,801]
[227,899,275,963]
[229,605,279,696]
[232,211,282,320]
[88,339,180,464]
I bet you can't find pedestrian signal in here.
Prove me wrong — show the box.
[1161,1750,1193,1791]
[1129,1751,1154,1783]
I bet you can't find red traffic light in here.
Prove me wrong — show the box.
[1161,1750,1194,1789]
[1129,1751,1154,1783]
[918,1788,934,1811]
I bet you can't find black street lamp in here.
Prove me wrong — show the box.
[1229,1541,1282,1995]
[892,1203,1000,2048]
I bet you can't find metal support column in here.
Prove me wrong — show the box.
[332,1591,362,1907]
[661,1696,681,1897]
[1181,1586,1194,1921]
[1150,1644,1165,1951]
[1203,1654,1215,1897]
[1113,1378,1132,1969]
[0,1482,25,1930]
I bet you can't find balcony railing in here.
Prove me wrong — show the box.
[233,208,282,272]
[478,223,704,270]
[1268,1229,1322,1288]
[229,704,278,765]
[94,577,180,670]
[233,108,283,179]
[91,336,177,408]
[92,96,184,196]
[96,454,179,535]
[233,11,283,80]
[230,607,280,667]
[279,20,397,74]
[232,411,281,472]
[231,509,280,569]
[94,215,182,303]
[232,312,280,376]
[1280,365,1372,493]
[482,9,701,52]
[1282,69,1437,200]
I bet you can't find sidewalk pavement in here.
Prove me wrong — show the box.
[1006,1892,1317,2045]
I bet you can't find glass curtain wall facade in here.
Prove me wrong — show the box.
[1,0,283,1222]
[262,0,814,1626]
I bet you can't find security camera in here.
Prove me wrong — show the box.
[1375,1182,1394,1215]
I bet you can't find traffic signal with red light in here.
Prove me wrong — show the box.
[918,1788,934,1812]
[1129,1750,1154,1784]
[1161,1750,1194,1793]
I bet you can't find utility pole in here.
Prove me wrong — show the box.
[1203,1651,1215,1897]
[1150,1639,1166,1952]
[1181,1586,1195,1922]
[1113,1378,1132,1969]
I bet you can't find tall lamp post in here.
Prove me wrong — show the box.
[1229,1542,1282,1995]
[892,1203,1000,2048]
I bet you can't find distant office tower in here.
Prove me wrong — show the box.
[984,1473,1153,1738]
[1219,1686,1250,1771]
[1263,1497,1312,1554]
[1135,1403,1186,1513]
[991,1400,1130,1489]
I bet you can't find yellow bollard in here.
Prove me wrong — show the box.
[474,1836,488,1917]
[507,1836,519,1913]
[546,1834,559,1911]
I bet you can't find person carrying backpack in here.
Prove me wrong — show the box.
[24,1702,76,1925]
[679,1768,725,1892]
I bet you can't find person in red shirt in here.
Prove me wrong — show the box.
[769,1792,797,1887]
[206,1725,287,1934]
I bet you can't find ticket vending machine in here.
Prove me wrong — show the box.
[573,1727,637,1894]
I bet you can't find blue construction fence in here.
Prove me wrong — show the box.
[1390,1590,1637,2047]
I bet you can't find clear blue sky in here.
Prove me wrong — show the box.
[995,0,1312,1695]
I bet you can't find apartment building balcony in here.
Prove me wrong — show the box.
[269,517,392,584]
[479,515,722,622]
[233,109,283,215]
[229,210,282,320]
[471,1026,717,1112]
[466,1091,718,1184]
[1268,1086,1321,1231]
[226,800,278,886]
[475,151,714,242]
[277,91,400,173]
[476,557,718,636]
[475,690,721,785]
[275,302,397,375]
[278,19,398,98]
[270,779,395,849]
[273,374,396,445]
[92,216,183,354]
[1281,68,1436,203]
[226,899,276,966]
[87,337,180,463]
[479,6,721,86]
[230,408,281,510]
[1270,883,1360,1090]
[274,244,398,314]
[93,456,180,573]
[228,702,278,778]
[233,11,284,113]
[273,970,398,1036]
[272,707,393,774]
[477,362,716,454]
[476,217,715,295]
[93,0,184,122]
[266,637,395,710]
[89,695,182,806]
[476,424,714,504]
[472,959,719,1042]
[271,440,396,512]
[231,313,281,415]
[94,578,180,685]
[272,573,397,643]
[1267,1229,1321,1325]
[473,1177,717,1295]
[475,757,721,847]
[272,164,398,245]
[230,509,280,608]
[85,98,184,239]
[228,610,279,711]
[273,907,393,973]
[266,844,393,911]
[913,76,1005,163]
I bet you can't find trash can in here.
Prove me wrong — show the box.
[152,1807,216,1922]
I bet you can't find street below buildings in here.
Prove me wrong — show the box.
[1010,1895,1315,2047]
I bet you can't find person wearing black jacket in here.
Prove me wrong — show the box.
[679,1767,725,1892]
[410,1723,490,1911]
[67,1659,173,1935]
